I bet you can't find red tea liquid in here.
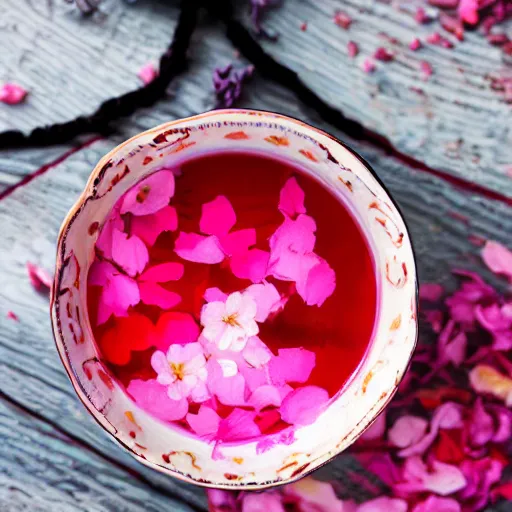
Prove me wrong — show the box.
[88,150,377,436]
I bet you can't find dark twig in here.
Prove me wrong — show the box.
[0,0,201,150]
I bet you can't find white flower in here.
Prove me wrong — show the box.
[200,291,258,351]
[150,342,209,402]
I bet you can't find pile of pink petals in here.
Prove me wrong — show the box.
[207,240,512,511]
[89,170,337,443]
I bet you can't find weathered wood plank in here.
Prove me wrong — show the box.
[0,398,199,512]
[0,0,511,195]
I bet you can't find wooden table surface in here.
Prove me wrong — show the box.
[0,1,510,510]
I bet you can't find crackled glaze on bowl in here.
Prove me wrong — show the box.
[50,109,418,489]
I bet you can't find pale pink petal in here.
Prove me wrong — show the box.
[241,493,286,512]
[482,240,512,279]
[420,283,444,302]
[139,282,181,309]
[137,62,158,84]
[249,385,282,412]
[284,478,345,512]
[187,405,221,436]
[121,170,175,216]
[280,386,329,426]
[98,273,140,324]
[139,262,184,283]
[131,205,178,246]
[88,261,116,286]
[219,228,256,256]
[217,409,260,441]
[269,249,319,283]
[358,497,407,512]
[269,348,316,386]
[361,411,387,441]
[204,287,228,303]
[239,365,270,392]
[242,336,272,368]
[217,359,238,377]
[296,258,336,307]
[230,249,270,283]
[278,177,306,218]
[412,496,461,512]
[0,83,27,104]
[27,262,53,291]
[244,282,283,322]
[269,215,316,257]
[200,195,236,237]
[151,350,171,376]
[175,232,225,264]
[111,229,149,277]
[127,379,188,421]
[209,370,246,406]
[190,380,210,403]
[156,312,200,349]
[388,416,428,448]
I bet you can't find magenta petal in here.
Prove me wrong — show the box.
[0,83,27,104]
[137,62,158,84]
[219,228,256,256]
[156,312,200,349]
[139,262,184,283]
[111,229,149,277]
[139,282,181,309]
[27,262,53,291]
[244,282,283,322]
[230,249,270,283]
[361,411,387,441]
[280,386,329,426]
[175,232,225,264]
[98,274,140,325]
[279,177,306,218]
[242,336,272,368]
[248,385,282,412]
[420,283,444,302]
[187,405,220,437]
[412,496,461,512]
[240,493,286,512]
[388,416,428,448]
[269,249,319,283]
[209,371,246,406]
[89,261,116,286]
[200,195,236,237]
[131,205,178,246]
[217,409,260,441]
[359,497,407,512]
[269,215,316,257]
[269,348,316,386]
[96,211,124,260]
[296,258,336,307]
[127,379,188,421]
[204,287,228,303]
[239,365,270,392]
[482,240,512,279]
[121,170,175,216]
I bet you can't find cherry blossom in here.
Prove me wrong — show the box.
[200,291,258,351]
[151,342,209,402]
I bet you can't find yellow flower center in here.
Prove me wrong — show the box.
[170,362,185,380]
[222,313,240,327]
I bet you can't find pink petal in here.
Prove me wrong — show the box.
[111,229,149,276]
[88,261,116,286]
[139,262,184,283]
[412,496,461,512]
[219,228,256,256]
[388,416,428,448]
[458,0,479,25]
[359,497,407,512]
[127,379,188,421]
[156,311,200,348]
[481,240,512,279]
[204,287,228,303]
[139,282,181,309]
[209,370,246,406]
[96,210,124,260]
[361,411,387,441]
[27,262,53,291]
[362,58,376,73]
[217,409,260,441]
[98,273,140,324]
[137,62,158,84]
[296,258,336,307]
[0,83,28,104]
[280,386,329,426]
[131,205,178,246]
[269,215,316,257]
[420,283,444,302]
[239,365,270,392]
[186,405,220,437]
[241,493,286,512]
[230,249,270,283]
[242,336,272,368]
[278,177,306,218]
[269,249,319,283]
[7,311,18,321]
[175,232,225,264]
[269,348,316,386]
[200,195,236,237]
[468,398,494,447]
[284,478,345,512]
[244,282,283,322]
[248,385,282,412]
[121,170,175,216]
